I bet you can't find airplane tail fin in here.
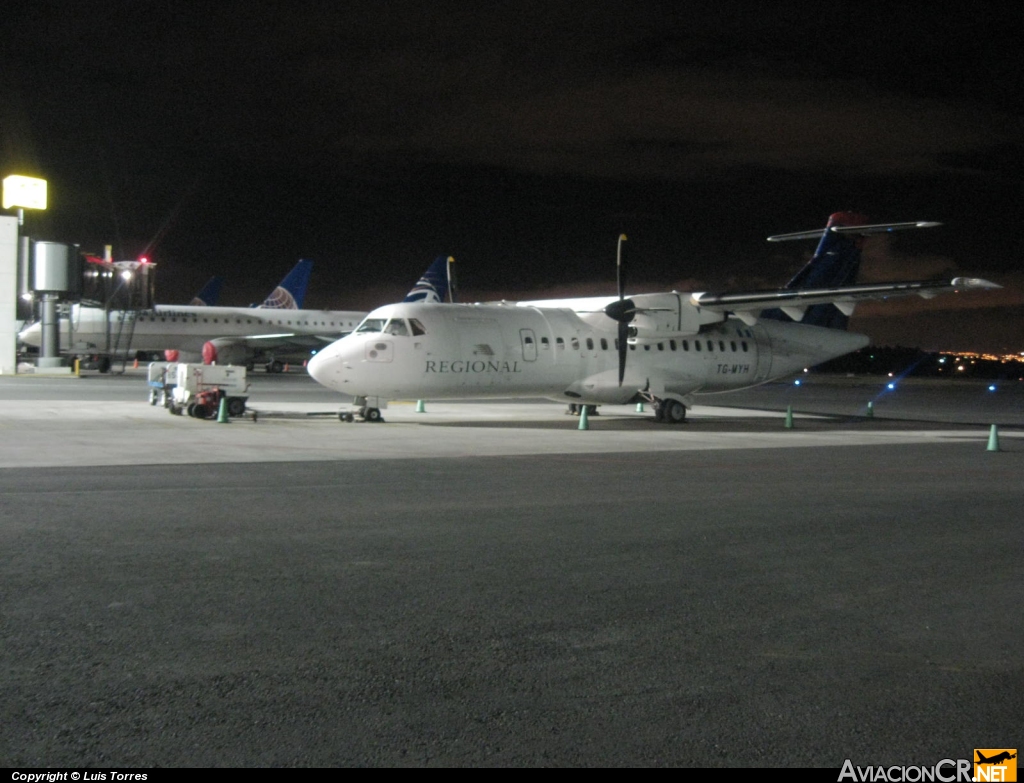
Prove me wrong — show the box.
[762,213,940,330]
[403,255,454,303]
[259,259,313,309]
[761,212,867,329]
[189,276,224,307]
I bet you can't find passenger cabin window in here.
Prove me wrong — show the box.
[409,318,426,336]
[556,337,565,348]
[571,337,580,350]
[695,341,701,351]
[586,338,594,350]
[600,338,608,350]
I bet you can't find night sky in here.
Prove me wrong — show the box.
[4,2,1022,351]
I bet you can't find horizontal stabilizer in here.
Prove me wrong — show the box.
[767,221,941,242]
[691,277,1001,313]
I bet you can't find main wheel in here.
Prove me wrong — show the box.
[663,399,687,424]
[364,407,383,423]
[98,356,112,374]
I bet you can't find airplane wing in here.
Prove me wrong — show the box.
[690,277,1001,324]
[227,332,340,352]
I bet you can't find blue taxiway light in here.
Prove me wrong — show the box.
[887,382,896,390]
[988,384,997,392]
[794,379,801,386]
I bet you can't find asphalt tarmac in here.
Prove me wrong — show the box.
[1,370,1021,767]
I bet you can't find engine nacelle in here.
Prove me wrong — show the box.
[202,339,249,366]
[628,293,718,338]
[165,349,203,363]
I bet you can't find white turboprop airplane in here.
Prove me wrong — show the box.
[307,214,1000,422]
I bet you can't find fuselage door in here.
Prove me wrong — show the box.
[753,326,772,383]
[520,328,538,362]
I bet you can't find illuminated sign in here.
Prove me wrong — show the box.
[3,175,48,210]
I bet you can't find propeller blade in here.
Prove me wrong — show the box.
[618,322,628,385]
[615,235,628,386]
[616,234,627,300]
[446,256,457,303]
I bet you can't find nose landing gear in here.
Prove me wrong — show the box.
[338,406,385,423]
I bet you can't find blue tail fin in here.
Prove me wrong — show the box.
[189,276,224,307]
[403,255,453,303]
[260,259,313,309]
[762,212,868,329]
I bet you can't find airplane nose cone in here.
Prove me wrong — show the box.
[306,349,333,387]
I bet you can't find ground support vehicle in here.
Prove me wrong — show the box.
[146,361,179,408]
[168,363,249,419]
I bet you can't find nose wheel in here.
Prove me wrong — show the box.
[339,407,385,423]
[361,406,385,423]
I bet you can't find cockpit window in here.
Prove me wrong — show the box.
[384,319,409,336]
[409,318,426,336]
[354,318,387,334]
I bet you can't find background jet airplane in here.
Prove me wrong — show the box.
[403,255,455,303]
[307,214,1000,422]
[20,257,446,372]
[189,276,224,307]
[19,258,357,372]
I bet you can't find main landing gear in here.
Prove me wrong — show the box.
[651,398,687,424]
